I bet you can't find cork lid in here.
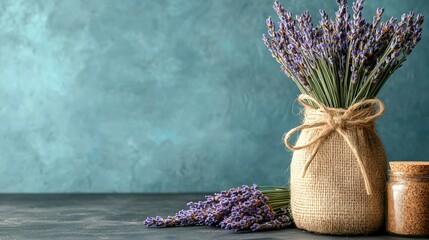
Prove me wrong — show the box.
[389,161,429,175]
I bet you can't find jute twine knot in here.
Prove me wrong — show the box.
[284,94,385,195]
[327,114,346,129]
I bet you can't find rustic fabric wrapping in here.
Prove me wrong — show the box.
[284,94,387,235]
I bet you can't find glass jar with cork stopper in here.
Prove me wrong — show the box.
[386,161,429,237]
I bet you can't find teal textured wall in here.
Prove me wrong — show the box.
[0,0,428,193]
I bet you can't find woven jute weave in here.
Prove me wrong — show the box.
[285,94,387,235]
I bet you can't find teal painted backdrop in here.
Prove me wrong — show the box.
[0,0,428,193]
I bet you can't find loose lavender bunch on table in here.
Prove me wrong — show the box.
[144,185,292,232]
[263,0,423,108]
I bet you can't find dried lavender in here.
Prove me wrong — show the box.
[263,0,423,108]
[144,185,292,232]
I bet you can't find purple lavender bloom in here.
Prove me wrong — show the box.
[377,7,384,17]
[144,217,156,227]
[401,13,407,22]
[249,214,291,232]
[372,8,384,29]
[261,34,270,48]
[144,215,180,228]
[320,9,329,32]
[266,17,276,38]
[416,14,424,25]
[351,71,358,83]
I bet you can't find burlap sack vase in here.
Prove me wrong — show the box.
[285,95,387,235]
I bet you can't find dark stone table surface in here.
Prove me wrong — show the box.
[0,194,416,240]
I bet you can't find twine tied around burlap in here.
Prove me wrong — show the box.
[284,94,384,195]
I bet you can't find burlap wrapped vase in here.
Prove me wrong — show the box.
[284,94,387,235]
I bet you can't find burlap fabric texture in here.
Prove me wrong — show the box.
[284,94,387,235]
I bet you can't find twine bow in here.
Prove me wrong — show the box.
[284,94,385,195]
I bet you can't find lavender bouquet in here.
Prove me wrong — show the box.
[263,0,423,108]
[144,185,292,232]
[264,1,424,235]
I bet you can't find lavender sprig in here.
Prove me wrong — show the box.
[263,1,424,108]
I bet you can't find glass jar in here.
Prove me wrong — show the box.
[386,161,429,237]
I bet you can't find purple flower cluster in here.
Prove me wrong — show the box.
[263,0,424,107]
[144,185,292,232]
